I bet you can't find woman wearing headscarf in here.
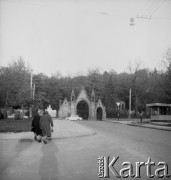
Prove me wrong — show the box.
[40,110,53,144]
[31,110,42,142]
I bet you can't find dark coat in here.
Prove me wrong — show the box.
[40,114,53,137]
[31,114,42,136]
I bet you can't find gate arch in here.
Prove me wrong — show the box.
[76,100,89,120]
[96,107,103,120]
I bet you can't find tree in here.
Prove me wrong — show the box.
[0,57,31,108]
[162,48,171,103]
[128,62,150,115]
[32,73,50,110]
[87,68,104,100]
[46,76,63,110]
[103,74,118,117]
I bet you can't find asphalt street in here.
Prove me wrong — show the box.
[0,120,170,180]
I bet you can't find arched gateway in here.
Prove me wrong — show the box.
[97,107,103,120]
[58,87,106,120]
[77,100,89,120]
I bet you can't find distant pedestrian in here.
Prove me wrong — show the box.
[31,111,42,142]
[40,111,53,144]
[140,110,143,123]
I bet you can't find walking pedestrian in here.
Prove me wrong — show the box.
[31,110,42,142]
[40,110,53,144]
[140,110,143,123]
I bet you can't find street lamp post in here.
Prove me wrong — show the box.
[116,102,120,121]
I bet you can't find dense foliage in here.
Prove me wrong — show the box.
[0,49,171,118]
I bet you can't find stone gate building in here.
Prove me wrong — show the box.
[58,87,106,120]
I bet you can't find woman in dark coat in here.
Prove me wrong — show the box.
[31,111,42,142]
[40,111,53,144]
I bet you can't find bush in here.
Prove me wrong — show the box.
[106,109,128,118]
[14,110,21,120]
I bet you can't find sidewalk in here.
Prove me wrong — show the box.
[105,118,171,131]
[0,119,95,140]
[0,120,96,180]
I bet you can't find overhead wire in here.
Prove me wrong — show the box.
[137,0,166,18]
[142,0,159,16]
[139,0,152,15]
[149,0,166,16]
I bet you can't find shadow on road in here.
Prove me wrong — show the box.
[0,138,34,180]
[39,141,59,180]
[15,138,33,152]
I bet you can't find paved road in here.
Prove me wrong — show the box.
[0,120,170,180]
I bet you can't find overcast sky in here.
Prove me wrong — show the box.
[0,0,171,76]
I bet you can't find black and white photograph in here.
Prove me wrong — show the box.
[0,0,171,179]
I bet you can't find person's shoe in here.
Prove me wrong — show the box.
[43,139,47,144]
[34,136,37,141]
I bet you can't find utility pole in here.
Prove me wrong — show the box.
[129,88,131,119]
[29,70,33,118]
[116,102,120,121]
[5,90,9,118]
[33,84,35,100]
[30,71,33,98]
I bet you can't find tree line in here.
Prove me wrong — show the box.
[0,49,171,118]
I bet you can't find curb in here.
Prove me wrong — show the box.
[104,120,171,131]
[127,123,171,131]
[0,131,96,141]
[0,120,97,140]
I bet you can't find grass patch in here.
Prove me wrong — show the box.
[0,118,32,132]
